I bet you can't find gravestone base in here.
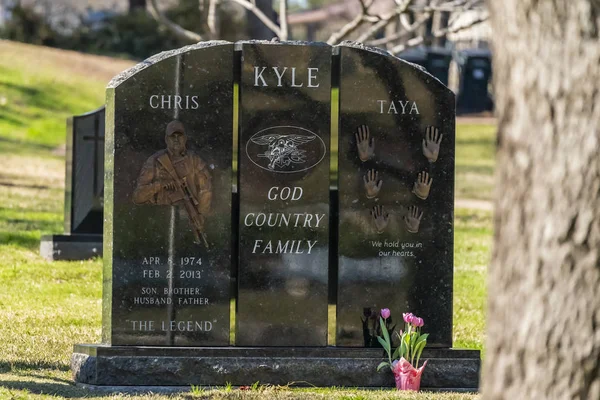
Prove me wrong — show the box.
[40,234,102,261]
[72,345,480,391]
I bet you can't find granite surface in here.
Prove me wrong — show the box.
[72,345,480,389]
[335,42,455,347]
[103,41,234,346]
[236,41,332,346]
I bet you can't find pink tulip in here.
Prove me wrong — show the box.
[381,308,391,319]
[402,313,414,324]
[413,317,424,327]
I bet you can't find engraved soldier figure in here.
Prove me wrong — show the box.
[133,120,212,246]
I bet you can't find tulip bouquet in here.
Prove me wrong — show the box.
[376,309,429,391]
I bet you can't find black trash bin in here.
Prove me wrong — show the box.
[398,47,452,86]
[455,48,493,114]
[397,47,428,69]
[425,47,452,86]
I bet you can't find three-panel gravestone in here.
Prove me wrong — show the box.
[72,41,480,390]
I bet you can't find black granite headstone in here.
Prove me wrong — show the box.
[72,41,480,391]
[236,41,331,346]
[40,107,105,261]
[66,107,105,234]
[336,42,455,347]
[103,42,234,346]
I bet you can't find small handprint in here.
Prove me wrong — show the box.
[363,169,383,199]
[412,171,433,200]
[355,125,374,162]
[371,205,389,234]
[404,205,423,233]
[422,126,443,163]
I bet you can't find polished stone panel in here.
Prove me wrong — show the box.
[336,43,455,347]
[236,41,331,346]
[103,42,234,346]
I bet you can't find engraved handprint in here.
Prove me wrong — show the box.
[404,205,423,233]
[422,126,443,163]
[363,169,383,199]
[371,205,389,234]
[412,171,433,200]
[355,125,374,162]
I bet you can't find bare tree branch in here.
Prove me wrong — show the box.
[326,12,364,44]
[149,0,204,42]
[231,0,282,38]
[355,0,413,43]
[279,0,288,40]
[207,0,220,38]
[367,11,431,46]
[390,11,488,53]
[325,0,375,45]
[147,0,486,51]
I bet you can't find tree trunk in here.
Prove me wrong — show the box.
[483,1,600,399]
[246,0,277,39]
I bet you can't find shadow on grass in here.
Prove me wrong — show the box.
[0,379,95,399]
[0,361,70,373]
[0,109,25,127]
[0,232,43,251]
[0,136,57,151]
[0,180,56,190]
[0,137,61,158]
[1,79,81,115]
[0,379,193,399]
[0,362,97,399]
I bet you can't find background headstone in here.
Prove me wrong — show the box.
[236,41,331,346]
[40,107,105,261]
[66,107,105,234]
[103,42,234,346]
[336,42,455,347]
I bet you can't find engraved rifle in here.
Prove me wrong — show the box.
[157,153,209,248]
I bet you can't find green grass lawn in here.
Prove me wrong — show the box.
[0,41,493,399]
[455,124,496,201]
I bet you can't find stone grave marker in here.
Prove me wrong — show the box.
[72,41,479,391]
[336,42,455,348]
[40,107,105,261]
[103,42,234,346]
[236,41,331,346]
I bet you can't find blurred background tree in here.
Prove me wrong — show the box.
[483,0,600,398]
[0,0,488,60]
